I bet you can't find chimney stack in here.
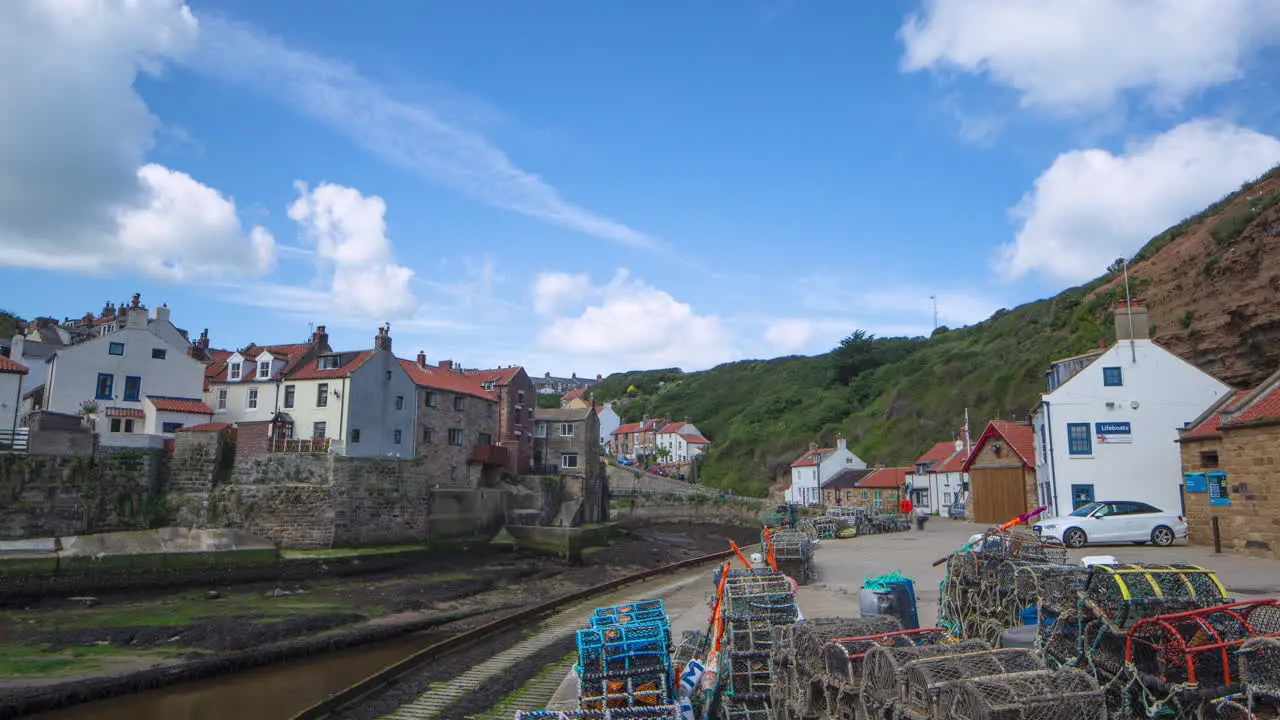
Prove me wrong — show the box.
[440,359,453,370]
[417,351,427,368]
[197,329,209,351]
[836,435,847,451]
[374,324,392,352]
[311,325,330,351]
[596,374,602,381]
[808,442,818,452]
[1114,300,1150,341]
[153,303,170,324]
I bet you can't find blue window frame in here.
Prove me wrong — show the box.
[108,342,125,356]
[162,422,183,434]
[123,376,141,402]
[1066,423,1092,455]
[1102,367,1123,386]
[95,373,114,400]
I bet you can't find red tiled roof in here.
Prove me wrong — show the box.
[857,466,911,489]
[1181,390,1251,439]
[105,407,145,418]
[208,343,317,383]
[935,448,970,473]
[466,367,523,386]
[176,422,231,433]
[1224,382,1280,427]
[961,421,1036,472]
[288,350,375,381]
[683,434,709,444]
[914,441,957,466]
[400,359,498,401]
[147,396,214,415]
[660,422,686,434]
[612,422,642,435]
[791,448,833,467]
[0,355,28,374]
[562,387,588,401]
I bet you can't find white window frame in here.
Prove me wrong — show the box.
[229,362,242,380]
[216,388,227,410]
[560,423,574,437]
[247,388,259,410]
[561,453,579,469]
[258,360,271,378]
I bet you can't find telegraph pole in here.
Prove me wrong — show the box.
[930,295,938,332]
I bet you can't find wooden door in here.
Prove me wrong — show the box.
[970,467,1028,524]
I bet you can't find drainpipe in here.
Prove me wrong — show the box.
[11,372,22,433]
[337,377,348,453]
[1045,400,1060,517]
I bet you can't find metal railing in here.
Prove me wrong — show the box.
[268,436,332,454]
[0,427,28,454]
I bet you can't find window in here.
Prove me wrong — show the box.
[448,428,464,445]
[561,453,579,469]
[124,419,135,433]
[216,388,227,410]
[229,362,242,380]
[152,348,167,360]
[95,373,114,400]
[317,383,329,407]
[317,355,341,370]
[426,391,438,408]
[162,422,183,434]
[393,429,402,445]
[1102,367,1123,387]
[479,432,492,445]
[123,376,141,402]
[395,395,405,410]
[247,388,259,410]
[560,423,575,437]
[283,385,295,409]
[453,395,466,411]
[943,492,952,506]
[313,422,327,439]
[109,342,124,356]
[423,427,435,443]
[1067,423,1093,455]
[517,391,525,405]
[110,418,121,433]
[486,403,494,418]
[1200,450,1219,468]
[258,360,271,378]
[527,408,533,420]
[534,422,547,438]
[351,428,361,443]
[109,418,135,433]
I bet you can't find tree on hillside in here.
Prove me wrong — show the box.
[536,393,562,409]
[1107,257,1127,274]
[832,330,878,385]
[0,310,21,340]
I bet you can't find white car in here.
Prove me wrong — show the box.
[1032,501,1187,549]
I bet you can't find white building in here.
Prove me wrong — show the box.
[656,420,710,463]
[1032,301,1231,519]
[786,436,866,505]
[204,326,330,426]
[905,440,970,514]
[14,302,211,446]
[0,355,29,433]
[597,402,621,448]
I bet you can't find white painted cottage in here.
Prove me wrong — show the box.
[1032,301,1231,519]
[786,436,866,505]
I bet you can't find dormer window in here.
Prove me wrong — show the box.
[317,355,341,370]
[229,362,242,380]
[258,360,271,378]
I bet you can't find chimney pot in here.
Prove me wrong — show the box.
[417,351,427,368]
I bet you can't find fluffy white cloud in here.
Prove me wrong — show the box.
[288,182,418,318]
[763,320,813,354]
[0,0,275,279]
[537,270,736,371]
[532,272,592,315]
[900,0,1280,112]
[999,120,1280,283]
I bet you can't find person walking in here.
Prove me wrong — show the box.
[915,505,929,531]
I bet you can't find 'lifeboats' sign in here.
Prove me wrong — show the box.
[1095,421,1132,443]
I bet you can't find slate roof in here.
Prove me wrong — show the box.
[821,467,874,490]
[535,407,595,422]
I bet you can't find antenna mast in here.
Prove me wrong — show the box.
[1122,260,1136,363]
[930,295,938,332]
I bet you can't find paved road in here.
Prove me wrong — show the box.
[605,464,715,496]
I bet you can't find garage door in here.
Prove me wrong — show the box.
[970,467,1028,524]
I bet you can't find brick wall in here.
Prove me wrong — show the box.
[234,421,271,464]
[1180,424,1280,559]
[497,369,536,473]
[1179,435,1223,547]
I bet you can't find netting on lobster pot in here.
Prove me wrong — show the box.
[673,629,708,669]
[1125,599,1280,688]
[941,668,1106,720]
[898,649,1045,718]
[722,576,798,623]
[1013,564,1088,615]
[515,706,683,720]
[1080,563,1229,627]
[772,617,901,718]
[718,698,770,720]
[1240,636,1280,714]
[859,640,995,714]
[821,628,969,688]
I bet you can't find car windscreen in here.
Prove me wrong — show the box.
[1070,502,1101,517]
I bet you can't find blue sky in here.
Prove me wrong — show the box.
[4,1,1280,375]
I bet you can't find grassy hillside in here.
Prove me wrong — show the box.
[0,310,21,343]
[597,168,1280,498]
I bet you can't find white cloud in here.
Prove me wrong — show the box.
[0,0,275,279]
[537,270,736,371]
[287,182,418,318]
[999,120,1280,283]
[189,16,656,249]
[900,0,1280,113]
[532,272,593,315]
[763,320,813,354]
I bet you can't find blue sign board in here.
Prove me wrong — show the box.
[1095,422,1131,435]
[1184,472,1206,493]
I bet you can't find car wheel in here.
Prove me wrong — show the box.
[1152,526,1175,547]
[1063,528,1087,548]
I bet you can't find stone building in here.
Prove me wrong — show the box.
[533,406,606,523]
[401,354,504,487]
[465,365,536,473]
[1177,368,1280,559]
[962,420,1038,524]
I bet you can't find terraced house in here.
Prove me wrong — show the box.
[202,325,330,425]
[465,365,535,473]
[402,354,503,487]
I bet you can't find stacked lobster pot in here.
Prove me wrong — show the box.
[768,616,899,720]
[1240,635,1280,719]
[577,600,676,712]
[716,568,799,720]
[819,624,973,720]
[766,530,815,585]
[515,709,683,720]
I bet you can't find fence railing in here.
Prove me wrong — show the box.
[0,427,29,454]
[268,436,332,454]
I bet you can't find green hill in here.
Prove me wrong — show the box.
[596,168,1280,497]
